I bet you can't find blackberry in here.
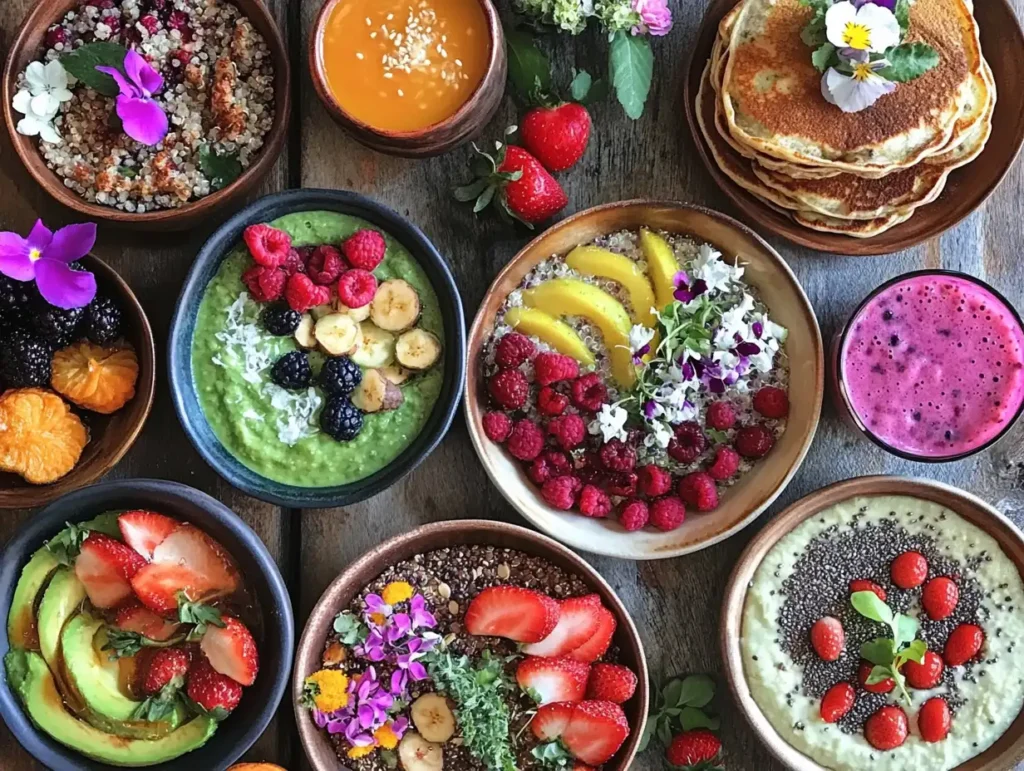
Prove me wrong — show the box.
[320,397,364,441]
[34,305,84,348]
[0,332,52,388]
[319,356,362,396]
[270,351,311,389]
[261,305,301,336]
[0,275,40,331]
[82,296,122,344]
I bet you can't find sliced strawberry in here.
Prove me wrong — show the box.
[151,524,240,599]
[522,594,602,657]
[566,605,617,663]
[131,563,209,613]
[585,663,637,704]
[74,533,147,609]
[199,616,259,686]
[561,700,630,766]
[187,653,242,716]
[532,701,574,741]
[118,510,179,561]
[464,586,561,643]
[114,600,180,641]
[516,656,590,705]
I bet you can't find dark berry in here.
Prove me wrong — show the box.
[260,304,301,336]
[81,295,122,344]
[319,356,362,396]
[668,422,707,463]
[270,351,311,389]
[320,397,364,441]
[33,305,83,348]
[0,332,52,388]
[0,275,40,330]
[45,26,70,48]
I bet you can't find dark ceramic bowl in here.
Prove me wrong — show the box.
[0,479,293,771]
[167,189,466,508]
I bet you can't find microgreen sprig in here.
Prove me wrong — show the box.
[850,590,927,705]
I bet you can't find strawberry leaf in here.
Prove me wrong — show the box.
[454,179,489,202]
[609,31,653,120]
[680,705,720,731]
[177,595,224,636]
[676,674,715,708]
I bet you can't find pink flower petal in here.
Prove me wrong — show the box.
[26,219,53,251]
[47,222,97,263]
[123,49,163,95]
[34,258,97,309]
[116,95,168,146]
[95,65,133,97]
[0,233,35,281]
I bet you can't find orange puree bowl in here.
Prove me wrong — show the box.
[310,0,505,157]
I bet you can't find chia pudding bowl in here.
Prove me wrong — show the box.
[722,476,1024,771]
[293,519,648,771]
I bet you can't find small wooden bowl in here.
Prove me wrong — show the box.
[683,0,1024,256]
[293,519,649,771]
[2,0,291,231]
[0,254,156,509]
[309,0,506,158]
[721,476,1024,770]
[465,200,824,560]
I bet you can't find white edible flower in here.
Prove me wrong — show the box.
[713,350,740,370]
[628,324,655,354]
[715,293,756,348]
[23,60,73,116]
[590,403,628,444]
[749,348,777,374]
[825,1,901,54]
[12,88,61,143]
[644,420,673,450]
[692,244,744,293]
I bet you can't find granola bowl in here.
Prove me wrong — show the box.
[2,0,290,230]
[293,519,648,771]
[466,200,823,560]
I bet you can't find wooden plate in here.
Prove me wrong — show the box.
[721,476,1024,770]
[465,200,824,560]
[683,0,1024,256]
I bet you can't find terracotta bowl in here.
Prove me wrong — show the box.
[2,0,291,231]
[293,519,649,771]
[683,0,1024,256]
[309,0,506,158]
[465,200,824,560]
[721,475,1024,771]
[0,254,155,509]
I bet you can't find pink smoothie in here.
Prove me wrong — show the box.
[840,273,1024,458]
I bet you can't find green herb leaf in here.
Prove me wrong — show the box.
[656,717,673,746]
[198,145,242,191]
[811,42,837,73]
[865,664,894,686]
[680,705,721,731]
[45,522,90,566]
[899,638,927,665]
[531,741,573,766]
[609,30,653,120]
[60,42,127,97]
[878,43,940,83]
[131,682,182,722]
[861,638,896,666]
[570,69,593,102]
[380,749,399,769]
[676,674,716,708]
[851,590,894,624]
[893,614,918,649]
[798,0,829,48]
[637,717,658,751]
[117,166,138,179]
[332,611,368,645]
[102,627,189,659]
[895,0,911,33]
[662,678,684,708]
[506,28,552,103]
[177,595,224,636]
[706,428,729,444]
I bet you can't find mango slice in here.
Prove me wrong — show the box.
[503,307,596,367]
[639,229,681,312]
[565,246,658,328]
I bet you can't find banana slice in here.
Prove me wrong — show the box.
[314,313,360,356]
[395,329,442,371]
[398,731,443,771]
[311,302,335,320]
[370,279,421,332]
[351,369,404,413]
[410,693,456,743]
[350,322,396,368]
[336,299,371,322]
[294,314,316,349]
[381,365,410,385]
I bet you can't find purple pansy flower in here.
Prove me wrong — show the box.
[96,50,168,146]
[735,341,760,356]
[673,270,708,305]
[853,0,895,8]
[0,219,97,308]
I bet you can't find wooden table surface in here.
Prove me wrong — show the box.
[3,0,1024,768]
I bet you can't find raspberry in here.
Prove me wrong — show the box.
[678,472,719,512]
[753,386,789,418]
[342,229,387,271]
[735,424,775,458]
[599,439,636,472]
[45,26,70,48]
[668,422,707,464]
[605,471,638,497]
[102,16,122,35]
[337,269,378,309]
[528,455,556,485]
[242,265,286,303]
[571,373,607,411]
[578,485,612,518]
[138,14,159,34]
[488,369,529,410]
[706,401,736,430]
[650,497,686,531]
[537,386,569,417]
[507,419,544,461]
[619,499,650,531]
[284,273,330,313]
[495,333,536,369]
[167,9,192,39]
[244,224,292,268]
[541,475,581,510]
[707,446,741,481]
[548,414,586,450]
[542,449,573,475]
[534,352,579,386]
[282,248,307,276]
[638,465,672,497]
[482,411,512,443]
[306,245,345,285]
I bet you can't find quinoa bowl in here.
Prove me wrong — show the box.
[2,0,289,230]
[466,200,823,560]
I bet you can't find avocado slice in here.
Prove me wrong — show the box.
[5,650,217,766]
[36,567,87,673]
[7,547,61,651]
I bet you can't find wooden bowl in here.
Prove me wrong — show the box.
[465,200,824,560]
[683,0,1024,256]
[293,519,649,771]
[309,0,506,158]
[0,254,156,509]
[721,475,1024,771]
[2,0,291,231]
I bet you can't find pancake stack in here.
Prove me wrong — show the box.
[696,0,994,238]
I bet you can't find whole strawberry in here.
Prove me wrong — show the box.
[455,141,567,226]
[666,729,722,768]
[520,103,592,172]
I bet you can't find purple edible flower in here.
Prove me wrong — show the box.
[409,594,438,630]
[632,0,674,36]
[752,321,764,339]
[96,49,168,146]
[853,0,896,8]
[673,270,708,304]
[0,219,97,308]
[735,341,761,356]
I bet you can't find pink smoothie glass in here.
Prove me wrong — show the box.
[831,270,1024,462]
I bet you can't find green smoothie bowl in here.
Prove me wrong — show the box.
[168,190,466,507]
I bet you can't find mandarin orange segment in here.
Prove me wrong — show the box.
[51,342,139,415]
[0,388,88,484]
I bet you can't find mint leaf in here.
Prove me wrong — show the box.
[812,42,837,73]
[506,28,551,103]
[878,43,940,83]
[676,674,715,708]
[851,590,893,624]
[45,522,90,566]
[861,638,896,666]
[893,614,918,649]
[609,31,653,120]
[531,741,573,766]
[865,664,894,686]
[706,428,729,444]
[570,70,592,102]
[60,42,126,97]
[680,705,720,731]
[662,678,684,708]
[895,0,911,32]
[637,717,658,751]
[198,146,242,191]
[899,639,927,665]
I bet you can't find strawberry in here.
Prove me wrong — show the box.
[561,700,630,766]
[944,623,984,666]
[522,594,602,657]
[199,615,260,686]
[809,617,845,662]
[857,660,894,693]
[566,604,617,663]
[187,653,242,717]
[890,551,928,589]
[151,524,240,598]
[118,510,178,561]
[665,729,722,768]
[585,663,637,703]
[142,646,190,696]
[532,701,574,741]
[520,103,592,172]
[922,577,959,620]
[114,601,180,641]
[131,563,213,613]
[516,656,590,705]
[918,696,951,743]
[864,705,908,751]
[74,533,147,609]
[455,140,567,226]
[905,650,944,689]
[464,586,561,643]
[849,579,887,602]
[819,682,855,723]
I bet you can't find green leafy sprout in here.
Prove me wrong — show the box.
[639,674,720,752]
[850,590,927,705]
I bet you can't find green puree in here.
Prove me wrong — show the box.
[191,211,445,487]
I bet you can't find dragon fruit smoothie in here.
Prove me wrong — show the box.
[839,272,1024,458]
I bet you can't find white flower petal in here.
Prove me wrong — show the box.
[38,122,61,144]
[825,1,858,48]
[857,3,901,52]
[51,87,74,103]
[24,61,48,94]
[16,117,41,137]
[823,67,895,113]
[30,92,59,118]
[43,59,69,89]
[12,89,32,115]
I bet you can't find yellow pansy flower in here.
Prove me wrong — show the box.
[374,723,401,749]
[381,581,415,605]
[303,669,350,713]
